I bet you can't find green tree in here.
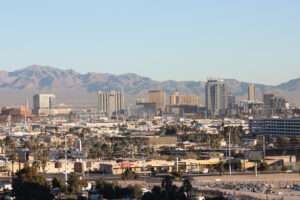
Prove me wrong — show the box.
[142,176,193,200]
[52,177,65,191]
[260,161,269,171]
[12,166,54,200]
[161,175,178,199]
[9,150,17,176]
[151,186,162,199]
[40,149,49,173]
[96,179,142,199]
[215,161,225,175]
[67,173,81,194]
[181,179,192,199]
[121,168,138,180]
[32,160,41,171]
[161,175,174,191]
[128,184,143,199]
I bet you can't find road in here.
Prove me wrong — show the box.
[192,173,300,184]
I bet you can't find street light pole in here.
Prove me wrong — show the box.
[64,135,68,187]
[228,129,232,176]
[262,135,266,158]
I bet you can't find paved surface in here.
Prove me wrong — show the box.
[193,173,300,184]
[191,173,300,200]
[207,188,297,200]
[111,173,300,200]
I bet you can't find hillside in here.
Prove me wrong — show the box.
[0,65,299,107]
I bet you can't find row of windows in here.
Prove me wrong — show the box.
[250,119,300,135]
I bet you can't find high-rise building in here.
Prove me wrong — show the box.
[1,106,32,122]
[205,79,227,117]
[227,95,237,116]
[170,91,180,105]
[170,91,200,106]
[263,93,275,116]
[239,100,264,116]
[263,93,288,117]
[148,90,166,112]
[248,83,256,101]
[97,91,124,117]
[33,94,55,116]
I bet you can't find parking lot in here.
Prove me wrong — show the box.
[192,173,300,200]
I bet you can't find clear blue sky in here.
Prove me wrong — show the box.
[0,0,300,85]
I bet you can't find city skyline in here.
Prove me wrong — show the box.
[1,1,300,84]
[1,2,300,200]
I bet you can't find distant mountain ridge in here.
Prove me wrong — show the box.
[0,65,300,107]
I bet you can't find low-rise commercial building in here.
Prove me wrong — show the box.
[250,118,300,136]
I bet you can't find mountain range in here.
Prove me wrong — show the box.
[0,65,300,107]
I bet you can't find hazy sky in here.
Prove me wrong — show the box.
[1,0,300,85]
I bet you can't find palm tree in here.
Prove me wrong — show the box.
[216,161,225,175]
[32,160,41,171]
[0,139,5,154]
[37,148,49,173]
[161,176,174,192]
[10,152,17,176]
[5,138,17,176]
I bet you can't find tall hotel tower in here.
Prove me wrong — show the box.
[248,83,256,101]
[205,79,227,117]
[97,91,124,117]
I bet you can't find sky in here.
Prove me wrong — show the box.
[0,0,300,85]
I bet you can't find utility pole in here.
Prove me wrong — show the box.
[228,128,232,176]
[142,152,146,183]
[176,157,179,173]
[262,135,266,158]
[255,162,258,177]
[64,135,68,187]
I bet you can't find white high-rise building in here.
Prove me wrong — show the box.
[97,91,124,117]
[205,79,227,117]
[33,94,55,116]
